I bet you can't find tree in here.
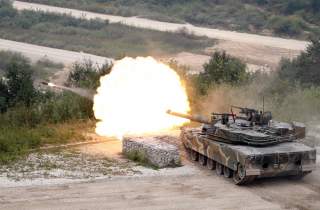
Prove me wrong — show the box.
[197,51,248,94]
[279,39,320,86]
[5,56,36,107]
[0,79,9,112]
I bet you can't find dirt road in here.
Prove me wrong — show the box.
[0,38,112,84]
[1,161,319,210]
[14,1,309,51]
[0,38,111,66]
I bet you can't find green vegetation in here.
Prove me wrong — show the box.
[0,51,63,79]
[278,39,320,87]
[66,60,112,89]
[0,53,95,164]
[0,1,214,58]
[196,51,249,95]
[0,122,92,163]
[20,0,320,38]
[189,39,320,123]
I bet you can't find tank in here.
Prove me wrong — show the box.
[167,107,316,185]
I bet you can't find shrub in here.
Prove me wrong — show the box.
[196,51,249,95]
[5,55,36,107]
[278,39,320,87]
[0,0,16,19]
[268,16,306,36]
[66,60,112,89]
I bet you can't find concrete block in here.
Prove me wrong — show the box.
[122,136,180,168]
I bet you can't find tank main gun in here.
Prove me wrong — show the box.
[166,110,211,124]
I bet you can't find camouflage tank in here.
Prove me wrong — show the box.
[167,107,316,185]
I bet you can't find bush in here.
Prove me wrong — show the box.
[5,55,36,107]
[278,39,320,86]
[66,60,112,89]
[0,0,16,19]
[268,16,306,36]
[196,51,249,95]
[0,53,94,127]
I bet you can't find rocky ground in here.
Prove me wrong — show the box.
[0,137,197,188]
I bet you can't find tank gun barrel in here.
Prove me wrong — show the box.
[166,110,210,124]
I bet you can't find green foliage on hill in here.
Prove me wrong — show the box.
[278,39,320,87]
[20,0,320,38]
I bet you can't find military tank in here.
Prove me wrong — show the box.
[167,107,316,185]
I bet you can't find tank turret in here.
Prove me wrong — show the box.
[167,106,305,146]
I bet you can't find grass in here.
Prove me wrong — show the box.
[0,4,215,58]
[0,120,94,164]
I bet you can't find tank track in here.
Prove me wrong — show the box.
[185,147,256,185]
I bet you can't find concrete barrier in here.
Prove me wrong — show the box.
[122,136,180,168]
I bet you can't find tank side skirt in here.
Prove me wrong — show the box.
[182,130,245,171]
[181,129,316,177]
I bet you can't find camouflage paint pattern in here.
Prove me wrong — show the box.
[181,127,316,177]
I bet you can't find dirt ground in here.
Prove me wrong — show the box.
[0,135,319,210]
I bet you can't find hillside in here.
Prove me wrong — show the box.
[20,0,320,39]
[0,1,214,59]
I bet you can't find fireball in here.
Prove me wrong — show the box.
[93,57,190,138]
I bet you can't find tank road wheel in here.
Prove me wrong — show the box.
[233,164,255,185]
[190,150,199,161]
[199,154,207,166]
[216,162,223,175]
[207,159,216,170]
[223,167,233,178]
